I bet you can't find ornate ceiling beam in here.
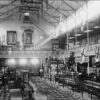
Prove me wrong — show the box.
[0,14,13,21]
[39,14,56,27]
[0,0,17,9]
[44,0,68,18]
[61,0,76,11]
[0,6,18,16]
[43,10,59,22]
[32,11,56,27]
[0,10,18,22]
[57,8,74,12]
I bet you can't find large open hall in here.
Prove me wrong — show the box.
[0,0,100,100]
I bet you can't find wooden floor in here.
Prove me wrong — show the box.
[30,77,100,100]
[0,77,100,100]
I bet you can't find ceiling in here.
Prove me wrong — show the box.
[0,0,88,24]
[0,0,89,49]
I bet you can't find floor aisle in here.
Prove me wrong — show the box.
[29,77,100,100]
[29,81,47,100]
[10,89,22,100]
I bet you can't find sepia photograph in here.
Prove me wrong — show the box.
[0,0,100,100]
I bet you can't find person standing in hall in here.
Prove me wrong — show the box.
[21,82,25,100]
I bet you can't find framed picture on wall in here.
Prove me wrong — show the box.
[25,32,32,44]
[23,29,33,45]
[7,31,17,45]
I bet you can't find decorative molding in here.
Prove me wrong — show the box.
[21,25,34,30]
[0,50,52,58]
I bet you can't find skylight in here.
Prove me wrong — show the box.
[55,1,100,36]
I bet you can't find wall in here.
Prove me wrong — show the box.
[0,19,52,50]
[39,40,52,50]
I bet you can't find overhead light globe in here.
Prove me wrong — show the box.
[24,12,30,16]
[7,59,16,65]
[95,58,99,62]
[30,58,39,65]
[19,58,27,65]
[40,36,43,39]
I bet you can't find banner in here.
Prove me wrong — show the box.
[95,46,99,58]
[81,48,89,63]
[75,57,81,63]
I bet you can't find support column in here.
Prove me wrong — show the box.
[76,62,77,72]
[87,56,90,75]
[86,2,90,76]
[75,12,77,46]
[66,20,69,50]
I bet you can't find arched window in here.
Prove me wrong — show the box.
[23,29,33,44]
